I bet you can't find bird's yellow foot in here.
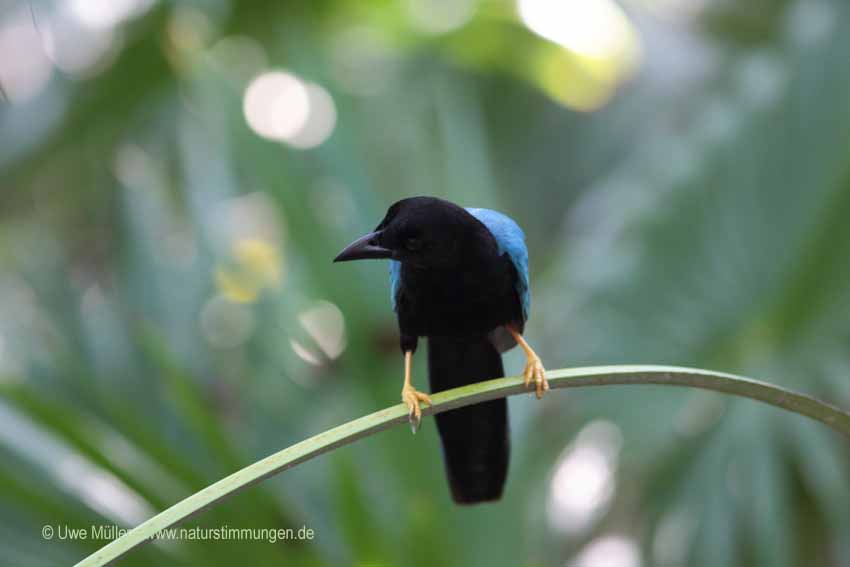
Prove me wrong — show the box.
[506,326,550,400]
[523,356,549,399]
[402,385,432,433]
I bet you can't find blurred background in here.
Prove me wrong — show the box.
[2,0,850,565]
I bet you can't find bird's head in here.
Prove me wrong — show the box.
[333,197,470,269]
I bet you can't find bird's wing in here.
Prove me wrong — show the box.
[465,208,530,322]
[389,259,402,311]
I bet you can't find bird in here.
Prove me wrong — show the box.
[334,196,548,504]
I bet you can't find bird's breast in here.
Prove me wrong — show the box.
[396,258,521,338]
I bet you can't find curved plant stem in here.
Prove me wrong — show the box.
[75,365,850,567]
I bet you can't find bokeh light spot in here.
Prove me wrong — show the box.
[0,8,54,103]
[298,300,347,360]
[166,6,214,55]
[290,338,323,366]
[69,0,156,29]
[405,0,477,34]
[288,83,338,149]
[574,535,641,567]
[243,71,311,142]
[243,71,337,149]
[653,507,695,565]
[215,238,283,304]
[518,0,637,60]
[42,5,119,78]
[517,0,642,111]
[113,144,157,188]
[548,420,622,533]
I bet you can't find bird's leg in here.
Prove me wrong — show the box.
[507,327,549,399]
[401,350,432,433]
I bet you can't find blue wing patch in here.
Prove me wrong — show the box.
[389,259,402,311]
[465,208,530,322]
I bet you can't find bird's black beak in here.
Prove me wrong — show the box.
[333,231,394,262]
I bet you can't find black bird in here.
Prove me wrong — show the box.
[334,196,548,504]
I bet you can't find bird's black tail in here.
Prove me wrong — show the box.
[427,335,509,505]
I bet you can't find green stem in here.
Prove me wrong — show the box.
[75,365,850,567]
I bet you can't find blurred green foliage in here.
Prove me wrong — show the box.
[1,0,850,566]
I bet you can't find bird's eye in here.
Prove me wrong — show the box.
[405,237,423,252]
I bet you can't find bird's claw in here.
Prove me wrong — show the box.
[402,386,432,433]
[523,356,549,399]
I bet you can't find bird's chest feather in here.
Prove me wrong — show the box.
[396,255,520,337]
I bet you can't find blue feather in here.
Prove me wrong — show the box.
[390,259,402,311]
[465,208,530,321]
